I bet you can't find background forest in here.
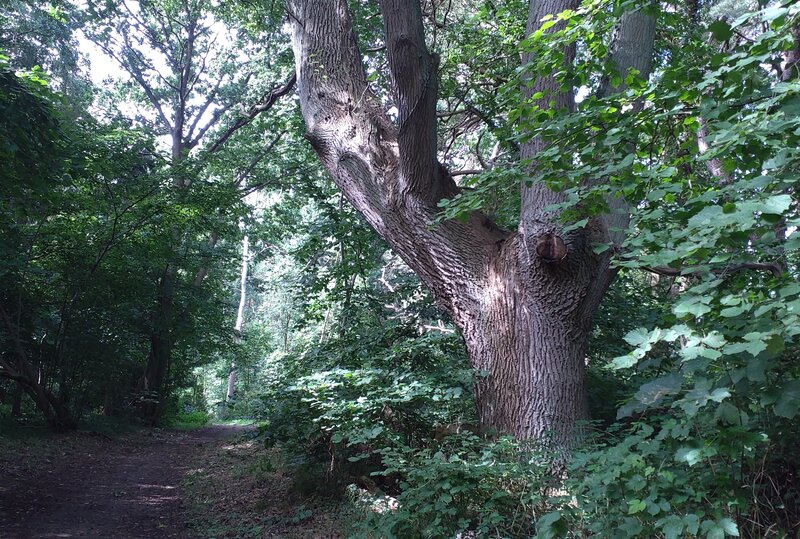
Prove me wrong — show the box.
[1,0,799,537]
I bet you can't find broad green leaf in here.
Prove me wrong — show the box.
[760,194,792,215]
[624,327,651,346]
[675,447,703,466]
[659,515,683,539]
[674,297,712,318]
[708,20,733,41]
[774,380,800,419]
[709,388,731,402]
[535,511,566,539]
[684,514,701,535]
[719,518,739,536]
[627,499,646,515]
[716,402,743,425]
[611,354,638,370]
[635,373,683,406]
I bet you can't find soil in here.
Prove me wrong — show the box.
[0,424,249,539]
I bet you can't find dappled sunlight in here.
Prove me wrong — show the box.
[134,483,177,490]
[2,0,799,537]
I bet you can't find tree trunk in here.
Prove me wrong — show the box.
[781,25,800,82]
[286,0,655,447]
[465,236,598,441]
[228,233,250,403]
[141,265,176,424]
[11,381,22,417]
[0,305,76,430]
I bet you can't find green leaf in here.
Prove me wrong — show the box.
[535,511,566,539]
[709,388,731,402]
[724,332,773,357]
[708,20,733,41]
[674,297,712,318]
[624,327,651,346]
[562,218,588,233]
[659,515,684,539]
[702,332,725,348]
[619,517,643,535]
[761,194,792,215]
[675,446,702,466]
[774,380,800,419]
[627,499,646,515]
[635,373,683,406]
[746,357,768,382]
[719,305,748,317]
[719,518,739,536]
[716,402,742,425]
[611,354,638,370]
[684,514,701,535]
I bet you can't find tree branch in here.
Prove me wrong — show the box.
[379,0,450,200]
[641,261,783,279]
[234,130,287,188]
[450,169,483,177]
[187,102,235,150]
[205,72,296,154]
[98,38,173,131]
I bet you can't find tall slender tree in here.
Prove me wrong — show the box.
[78,0,294,422]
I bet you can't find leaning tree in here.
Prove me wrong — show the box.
[284,0,657,446]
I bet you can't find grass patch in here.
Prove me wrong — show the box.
[165,410,210,430]
[183,433,345,538]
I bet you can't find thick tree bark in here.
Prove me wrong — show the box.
[286,0,655,446]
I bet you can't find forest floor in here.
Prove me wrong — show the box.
[0,422,344,538]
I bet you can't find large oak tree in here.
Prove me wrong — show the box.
[285,0,656,445]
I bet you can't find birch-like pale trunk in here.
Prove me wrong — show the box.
[228,233,250,402]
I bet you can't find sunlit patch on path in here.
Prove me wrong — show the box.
[0,425,246,538]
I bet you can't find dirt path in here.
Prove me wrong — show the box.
[0,424,249,539]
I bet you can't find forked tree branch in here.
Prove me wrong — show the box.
[379,0,453,200]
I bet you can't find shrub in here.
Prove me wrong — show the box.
[351,434,553,539]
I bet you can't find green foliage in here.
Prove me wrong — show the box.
[351,434,552,539]
[0,1,91,105]
[0,66,61,190]
[256,326,475,495]
[4,0,799,536]
[558,419,754,538]
[247,1,800,536]
[0,57,243,426]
